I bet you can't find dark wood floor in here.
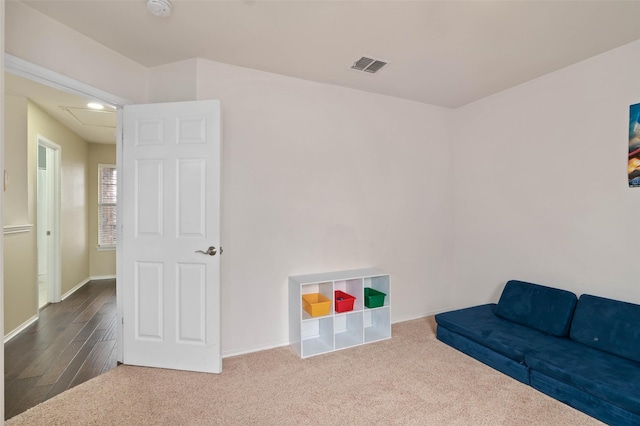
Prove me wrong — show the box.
[4,279,118,420]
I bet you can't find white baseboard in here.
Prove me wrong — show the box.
[391,309,450,324]
[4,276,114,343]
[222,314,447,359]
[222,340,290,359]
[4,314,38,343]
[61,277,91,301]
[61,276,116,301]
[90,275,116,281]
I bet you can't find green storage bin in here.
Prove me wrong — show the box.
[364,287,386,308]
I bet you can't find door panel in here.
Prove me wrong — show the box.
[122,100,221,373]
[177,159,206,237]
[177,263,206,343]
[135,159,164,237]
[135,261,164,340]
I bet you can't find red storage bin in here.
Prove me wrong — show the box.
[334,290,356,313]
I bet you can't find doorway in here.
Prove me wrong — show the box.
[5,54,222,373]
[36,137,61,307]
[3,60,125,418]
[5,54,129,362]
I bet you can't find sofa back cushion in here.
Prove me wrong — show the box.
[570,294,640,363]
[495,280,577,337]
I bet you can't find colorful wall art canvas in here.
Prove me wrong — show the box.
[629,103,640,187]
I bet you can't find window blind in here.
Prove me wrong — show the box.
[98,165,117,247]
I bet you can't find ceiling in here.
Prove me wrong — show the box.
[5,72,117,144]
[23,0,640,107]
[14,1,640,110]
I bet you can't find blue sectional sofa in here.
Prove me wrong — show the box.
[435,280,640,425]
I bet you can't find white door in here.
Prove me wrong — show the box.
[36,138,62,306]
[121,100,222,373]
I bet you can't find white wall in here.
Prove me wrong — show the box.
[13,0,640,363]
[5,2,147,104]
[4,0,458,358]
[453,39,640,308]
[186,59,455,356]
[147,59,197,103]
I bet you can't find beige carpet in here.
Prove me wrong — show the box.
[7,317,602,425]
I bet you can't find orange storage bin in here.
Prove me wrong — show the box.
[302,293,331,317]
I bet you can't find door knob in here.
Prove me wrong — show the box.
[196,246,217,256]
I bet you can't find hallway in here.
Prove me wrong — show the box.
[4,279,117,419]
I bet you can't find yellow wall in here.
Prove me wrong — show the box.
[3,95,37,334]
[27,101,90,296]
[3,98,115,336]
[1,5,6,416]
[4,231,37,333]
[88,143,116,277]
[4,95,29,225]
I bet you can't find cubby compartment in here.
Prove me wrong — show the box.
[301,281,333,320]
[302,293,331,317]
[301,316,334,357]
[334,278,364,312]
[334,312,364,350]
[334,290,356,313]
[289,269,390,358]
[364,275,390,308]
[364,288,386,308]
[364,307,391,343]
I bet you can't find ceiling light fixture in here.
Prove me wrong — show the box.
[87,102,105,110]
[146,0,172,17]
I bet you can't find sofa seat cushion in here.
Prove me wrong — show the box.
[525,339,640,415]
[570,294,640,363]
[495,280,577,337]
[435,304,563,363]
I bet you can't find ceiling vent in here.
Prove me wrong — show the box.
[351,56,388,74]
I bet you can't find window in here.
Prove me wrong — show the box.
[98,164,117,248]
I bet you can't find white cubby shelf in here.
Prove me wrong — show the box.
[289,268,391,358]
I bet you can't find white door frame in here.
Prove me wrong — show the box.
[36,136,62,304]
[5,54,132,362]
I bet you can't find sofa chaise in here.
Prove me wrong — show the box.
[435,280,640,425]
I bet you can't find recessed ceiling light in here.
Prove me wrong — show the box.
[87,102,105,110]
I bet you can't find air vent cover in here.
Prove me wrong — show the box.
[351,56,387,74]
